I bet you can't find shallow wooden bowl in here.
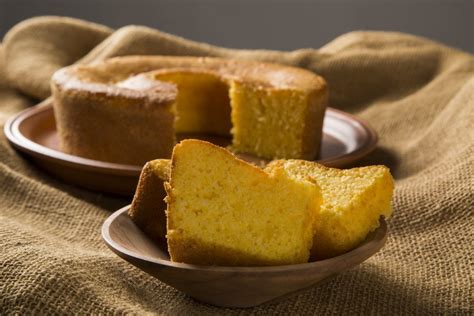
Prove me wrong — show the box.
[102,206,388,308]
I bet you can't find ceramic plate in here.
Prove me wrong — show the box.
[4,100,377,195]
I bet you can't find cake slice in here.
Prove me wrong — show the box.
[128,159,171,246]
[165,140,321,266]
[265,160,394,259]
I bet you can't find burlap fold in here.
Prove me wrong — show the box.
[1,16,472,314]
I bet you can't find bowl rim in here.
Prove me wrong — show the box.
[102,205,388,273]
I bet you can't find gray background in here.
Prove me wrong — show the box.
[1,0,473,53]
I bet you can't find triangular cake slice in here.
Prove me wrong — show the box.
[265,160,394,259]
[165,140,321,266]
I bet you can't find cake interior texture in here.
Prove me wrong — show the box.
[230,81,325,159]
[165,140,321,266]
[266,160,394,259]
[153,70,231,136]
[145,68,325,160]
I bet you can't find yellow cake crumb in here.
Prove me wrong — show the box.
[153,70,232,136]
[165,140,322,266]
[265,160,394,259]
[229,81,327,159]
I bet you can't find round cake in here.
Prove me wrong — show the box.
[51,56,328,165]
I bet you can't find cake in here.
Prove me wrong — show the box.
[265,160,394,259]
[51,56,327,165]
[128,159,171,246]
[165,140,321,266]
[129,156,394,262]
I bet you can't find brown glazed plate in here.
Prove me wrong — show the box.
[102,205,388,308]
[4,100,378,195]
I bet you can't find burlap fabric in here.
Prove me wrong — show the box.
[1,16,472,314]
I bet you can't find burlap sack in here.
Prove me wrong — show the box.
[1,16,472,314]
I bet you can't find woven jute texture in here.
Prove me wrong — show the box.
[1,16,473,314]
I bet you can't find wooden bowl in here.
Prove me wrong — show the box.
[102,206,388,308]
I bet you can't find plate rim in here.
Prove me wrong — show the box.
[102,205,388,273]
[3,101,378,176]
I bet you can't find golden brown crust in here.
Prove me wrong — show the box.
[52,86,176,164]
[53,56,326,94]
[128,160,171,247]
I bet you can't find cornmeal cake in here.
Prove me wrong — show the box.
[265,160,394,259]
[165,140,321,266]
[128,159,171,246]
[52,56,327,164]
